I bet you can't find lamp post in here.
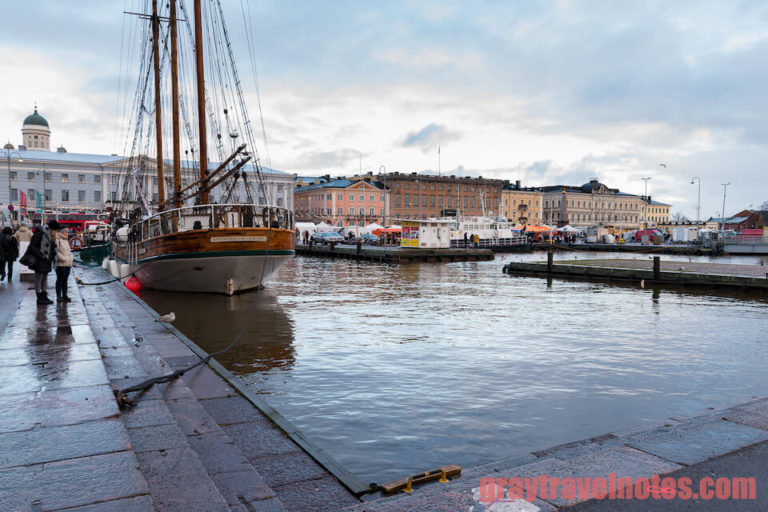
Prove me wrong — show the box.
[3,149,23,223]
[720,182,730,232]
[691,176,701,224]
[641,177,651,228]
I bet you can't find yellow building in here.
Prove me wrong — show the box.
[541,180,647,229]
[500,181,543,224]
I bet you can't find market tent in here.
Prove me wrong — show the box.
[365,222,384,232]
[525,225,556,233]
[373,227,401,237]
[314,222,337,233]
[557,225,582,233]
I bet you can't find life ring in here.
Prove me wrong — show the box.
[69,237,83,250]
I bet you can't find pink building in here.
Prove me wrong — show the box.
[294,178,390,226]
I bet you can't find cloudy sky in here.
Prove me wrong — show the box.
[1,0,767,218]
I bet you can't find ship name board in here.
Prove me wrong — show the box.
[210,236,267,243]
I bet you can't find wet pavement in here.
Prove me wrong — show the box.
[0,266,360,511]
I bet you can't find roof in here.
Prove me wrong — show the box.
[709,216,750,224]
[23,108,49,128]
[296,178,386,192]
[1,148,293,175]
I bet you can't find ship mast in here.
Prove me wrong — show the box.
[170,0,182,208]
[151,0,165,210]
[193,0,209,204]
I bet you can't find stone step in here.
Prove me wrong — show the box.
[77,267,288,512]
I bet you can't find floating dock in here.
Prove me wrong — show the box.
[503,255,768,290]
[532,242,718,255]
[296,243,495,263]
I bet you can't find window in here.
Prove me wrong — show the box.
[45,173,51,182]
[337,207,342,215]
[27,189,35,200]
[396,183,401,189]
[395,196,401,207]
[414,184,419,191]
[78,174,85,184]
[9,171,16,181]
[380,208,384,215]
[421,196,427,207]
[338,194,343,200]
[349,207,354,215]
[430,196,435,207]
[11,188,18,201]
[327,208,332,215]
[438,197,443,207]
[110,191,117,201]
[277,184,284,193]
[380,194,384,201]
[94,175,101,184]
[27,172,35,181]
[439,184,444,191]
[78,190,86,202]
[349,194,354,201]
[360,195,364,201]
[359,207,364,215]
[111,175,118,185]
[430,184,435,190]
[61,190,70,201]
[369,207,374,215]
[369,195,374,202]
[471,198,476,208]
[404,183,410,190]
[61,174,69,183]
[404,195,410,206]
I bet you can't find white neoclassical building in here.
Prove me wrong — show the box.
[2,108,296,225]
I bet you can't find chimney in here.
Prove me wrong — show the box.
[515,180,520,189]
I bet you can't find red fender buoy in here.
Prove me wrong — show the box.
[125,276,142,294]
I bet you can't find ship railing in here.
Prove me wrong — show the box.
[134,203,293,241]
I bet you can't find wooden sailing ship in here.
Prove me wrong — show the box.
[112,0,294,294]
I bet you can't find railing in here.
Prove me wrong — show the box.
[451,235,529,248]
[719,235,768,245]
[129,203,293,243]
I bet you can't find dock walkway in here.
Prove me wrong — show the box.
[295,243,494,263]
[503,257,768,290]
[0,265,359,511]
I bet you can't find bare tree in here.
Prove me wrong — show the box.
[671,212,689,221]
[759,200,768,211]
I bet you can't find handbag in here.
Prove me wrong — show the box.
[19,247,37,268]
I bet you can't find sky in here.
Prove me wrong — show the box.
[1,0,767,218]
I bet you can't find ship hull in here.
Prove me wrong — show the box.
[114,227,294,295]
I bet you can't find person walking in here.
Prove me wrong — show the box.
[13,223,33,243]
[24,220,60,305]
[1,227,20,282]
[55,229,74,302]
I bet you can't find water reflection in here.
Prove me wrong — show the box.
[140,288,295,374]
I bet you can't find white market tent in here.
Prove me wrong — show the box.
[557,225,582,233]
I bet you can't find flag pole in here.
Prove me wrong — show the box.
[438,145,441,177]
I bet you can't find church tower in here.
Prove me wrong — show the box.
[21,105,51,151]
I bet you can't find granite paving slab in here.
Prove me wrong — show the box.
[57,495,154,512]
[0,450,148,512]
[0,384,119,433]
[0,358,109,396]
[0,418,130,469]
[625,415,768,465]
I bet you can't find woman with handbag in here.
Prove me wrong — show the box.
[21,220,61,305]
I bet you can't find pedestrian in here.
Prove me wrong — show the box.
[21,219,61,305]
[473,233,480,247]
[13,223,33,243]
[55,229,74,302]
[1,227,20,282]
[463,232,468,248]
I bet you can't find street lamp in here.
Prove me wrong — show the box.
[3,149,23,223]
[690,176,701,223]
[720,182,730,232]
[641,177,651,228]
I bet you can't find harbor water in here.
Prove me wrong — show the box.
[140,252,768,483]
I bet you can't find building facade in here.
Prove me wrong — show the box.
[372,172,504,221]
[2,109,295,224]
[500,181,543,224]
[294,178,389,225]
[540,180,646,229]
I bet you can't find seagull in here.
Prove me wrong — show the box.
[659,163,667,168]
[155,312,176,323]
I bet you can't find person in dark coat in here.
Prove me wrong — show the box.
[1,226,20,282]
[26,220,61,304]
